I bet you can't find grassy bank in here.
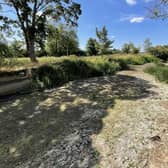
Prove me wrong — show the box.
[145,64,168,83]
[33,54,159,89]
[0,54,159,72]
[0,54,160,91]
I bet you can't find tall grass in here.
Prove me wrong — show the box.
[0,54,160,89]
[33,58,121,89]
[145,64,168,83]
[33,54,159,89]
[0,54,159,72]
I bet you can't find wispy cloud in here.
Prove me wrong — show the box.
[130,17,145,23]
[125,0,153,5]
[120,15,145,23]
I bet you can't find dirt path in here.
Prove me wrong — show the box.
[0,65,168,168]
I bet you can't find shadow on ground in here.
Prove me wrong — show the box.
[0,74,157,168]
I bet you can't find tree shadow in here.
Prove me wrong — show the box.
[0,74,157,168]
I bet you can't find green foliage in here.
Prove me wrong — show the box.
[0,42,10,58]
[86,38,98,56]
[9,40,26,57]
[122,43,131,54]
[122,42,140,54]
[0,54,158,73]
[33,54,158,89]
[96,26,114,54]
[0,0,81,61]
[132,47,140,54]
[46,25,79,56]
[149,0,168,19]
[112,54,159,65]
[145,64,168,83]
[34,58,120,89]
[148,45,168,61]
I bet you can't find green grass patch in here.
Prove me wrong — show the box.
[0,54,159,72]
[0,54,159,89]
[112,54,159,65]
[33,58,121,89]
[145,64,168,83]
[33,54,159,89]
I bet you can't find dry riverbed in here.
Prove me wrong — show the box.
[0,65,168,168]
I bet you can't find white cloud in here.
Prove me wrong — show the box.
[120,15,145,23]
[126,0,137,5]
[125,0,153,5]
[130,17,145,23]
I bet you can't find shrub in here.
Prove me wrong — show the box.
[132,47,140,54]
[149,45,168,61]
[122,43,140,54]
[110,58,129,70]
[112,54,159,65]
[34,58,121,89]
[145,64,168,83]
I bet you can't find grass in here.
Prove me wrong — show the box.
[31,54,159,90]
[0,54,159,72]
[0,57,65,72]
[0,54,160,90]
[33,58,121,89]
[144,63,168,83]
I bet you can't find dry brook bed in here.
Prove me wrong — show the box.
[0,65,168,168]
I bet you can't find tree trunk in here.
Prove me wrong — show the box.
[67,46,69,56]
[27,40,38,62]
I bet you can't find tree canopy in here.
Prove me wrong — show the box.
[149,0,168,19]
[0,0,81,61]
[86,38,98,56]
[46,24,79,56]
[122,42,140,54]
[96,26,114,54]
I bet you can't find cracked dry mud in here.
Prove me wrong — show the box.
[0,65,168,168]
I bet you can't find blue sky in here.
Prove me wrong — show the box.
[76,0,168,50]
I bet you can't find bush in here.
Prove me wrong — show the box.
[112,54,159,65]
[132,47,140,54]
[122,43,140,54]
[34,58,120,89]
[145,64,168,83]
[0,42,11,65]
[149,45,168,61]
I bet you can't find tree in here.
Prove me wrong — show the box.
[144,38,152,52]
[86,38,98,56]
[132,46,140,54]
[148,45,168,61]
[0,0,81,62]
[0,42,10,57]
[63,27,79,56]
[122,43,131,54]
[122,42,140,54]
[149,0,168,19]
[96,26,114,54]
[9,40,26,57]
[46,24,79,56]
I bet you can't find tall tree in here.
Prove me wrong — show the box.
[86,38,98,56]
[96,26,114,54]
[122,42,140,54]
[122,43,131,54]
[144,38,152,52]
[0,0,81,62]
[46,24,79,56]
